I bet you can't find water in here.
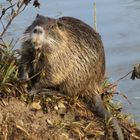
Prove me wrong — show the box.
[97,0,140,123]
[0,0,140,123]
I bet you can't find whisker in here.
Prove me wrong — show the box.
[20,33,31,43]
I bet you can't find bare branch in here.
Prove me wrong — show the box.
[0,4,16,21]
[0,0,40,43]
[0,1,25,37]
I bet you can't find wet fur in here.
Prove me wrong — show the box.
[19,14,124,140]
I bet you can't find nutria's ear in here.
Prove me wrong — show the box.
[36,14,45,19]
[36,14,40,18]
[36,14,51,21]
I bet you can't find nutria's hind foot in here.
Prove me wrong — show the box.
[27,88,41,97]
[18,78,28,84]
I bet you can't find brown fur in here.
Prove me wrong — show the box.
[19,14,124,140]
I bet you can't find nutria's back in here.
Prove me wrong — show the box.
[55,16,105,95]
[58,16,105,81]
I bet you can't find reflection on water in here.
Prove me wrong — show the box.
[0,0,140,122]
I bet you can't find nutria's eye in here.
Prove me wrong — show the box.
[33,28,43,34]
[33,29,37,33]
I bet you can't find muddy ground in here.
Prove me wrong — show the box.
[0,88,140,140]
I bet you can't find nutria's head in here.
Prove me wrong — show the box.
[21,14,58,51]
[21,14,70,59]
[29,25,46,50]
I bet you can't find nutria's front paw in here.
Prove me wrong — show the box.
[29,88,41,96]
[18,78,28,84]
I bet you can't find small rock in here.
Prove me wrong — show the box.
[46,98,51,102]
[58,102,66,109]
[16,120,24,126]
[46,119,53,126]
[54,105,58,111]
[31,101,41,110]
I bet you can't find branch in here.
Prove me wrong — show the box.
[0,4,16,21]
[0,1,25,37]
[0,0,40,39]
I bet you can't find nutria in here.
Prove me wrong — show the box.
[19,14,124,140]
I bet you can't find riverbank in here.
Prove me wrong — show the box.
[0,45,140,140]
[0,89,140,140]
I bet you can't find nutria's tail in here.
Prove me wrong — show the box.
[81,91,124,140]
